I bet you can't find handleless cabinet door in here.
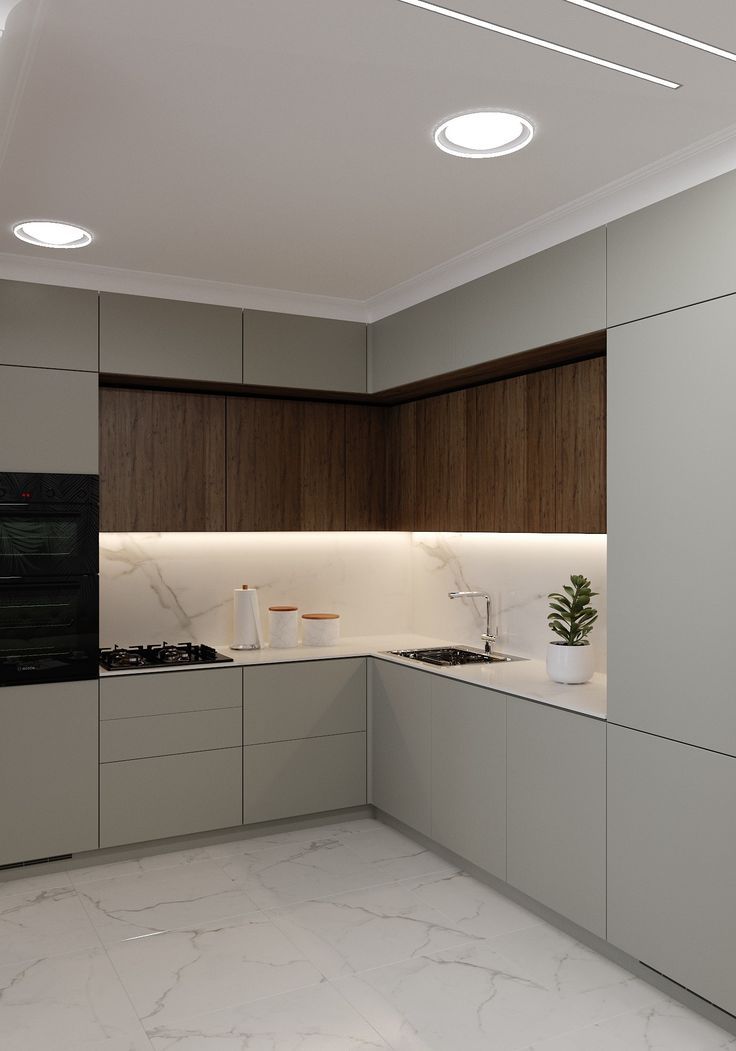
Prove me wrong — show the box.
[608,298,736,754]
[555,357,606,534]
[0,681,98,865]
[0,365,98,473]
[370,660,431,836]
[608,725,736,1016]
[100,293,242,383]
[430,679,506,879]
[507,698,605,936]
[346,405,387,529]
[0,280,98,371]
[244,310,367,393]
[415,390,469,531]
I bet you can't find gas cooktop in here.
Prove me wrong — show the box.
[99,642,233,671]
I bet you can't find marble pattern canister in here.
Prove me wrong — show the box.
[268,606,299,648]
[301,613,340,647]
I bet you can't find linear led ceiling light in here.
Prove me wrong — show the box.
[395,0,680,88]
[565,0,736,64]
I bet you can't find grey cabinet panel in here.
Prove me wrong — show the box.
[100,748,242,847]
[244,310,366,393]
[507,699,605,937]
[0,681,98,865]
[100,668,242,720]
[99,293,242,383]
[370,229,605,391]
[607,298,736,755]
[430,679,506,879]
[370,660,431,836]
[608,725,736,1015]
[244,733,366,823]
[100,707,242,762]
[0,365,98,473]
[607,169,736,325]
[244,659,366,744]
[0,280,98,371]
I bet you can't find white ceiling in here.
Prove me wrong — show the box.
[1,0,736,320]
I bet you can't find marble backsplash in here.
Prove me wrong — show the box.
[411,532,607,671]
[99,532,413,647]
[100,531,607,670]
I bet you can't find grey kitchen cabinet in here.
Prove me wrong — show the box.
[0,365,98,473]
[244,733,366,824]
[607,297,736,756]
[99,292,242,383]
[100,667,242,719]
[0,280,98,371]
[100,708,242,762]
[370,660,431,836]
[0,681,98,865]
[370,229,605,391]
[607,169,736,326]
[507,698,606,937]
[100,748,242,848]
[608,725,736,1016]
[244,659,366,744]
[430,678,506,879]
[244,310,367,393]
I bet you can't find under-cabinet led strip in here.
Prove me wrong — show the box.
[395,0,680,88]
[565,0,736,64]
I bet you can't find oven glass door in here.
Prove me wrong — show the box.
[0,506,98,576]
[0,577,98,686]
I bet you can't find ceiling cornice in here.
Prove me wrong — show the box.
[1,118,736,324]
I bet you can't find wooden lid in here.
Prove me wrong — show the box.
[269,605,298,612]
[302,613,340,619]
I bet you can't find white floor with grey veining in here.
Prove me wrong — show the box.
[0,819,733,1050]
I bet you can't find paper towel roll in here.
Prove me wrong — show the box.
[269,606,299,648]
[231,586,263,650]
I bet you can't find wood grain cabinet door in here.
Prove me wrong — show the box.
[415,390,469,530]
[100,388,226,530]
[346,404,387,530]
[555,357,606,533]
[386,402,417,530]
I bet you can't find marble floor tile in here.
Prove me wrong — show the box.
[0,946,152,1051]
[146,980,391,1049]
[69,846,214,887]
[342,825,458,882]
[408,869,544,940]
[219,839,397,909]
[107,911,325,1028]
[0,868,74,901]
[206,818,383,860]
[270,878,482,978]
[0,882,101,967]
[77,860,262,945]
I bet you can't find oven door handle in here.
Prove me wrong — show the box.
[0,576,23,580]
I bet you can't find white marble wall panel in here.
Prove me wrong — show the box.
[411,533,607,672]
[99,532,413,647]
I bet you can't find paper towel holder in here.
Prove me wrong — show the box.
[231,584,264,651]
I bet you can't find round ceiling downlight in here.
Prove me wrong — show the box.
[434,111,534,158]
[13,220,92,248]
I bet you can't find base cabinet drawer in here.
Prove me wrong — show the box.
[100,708,242,762]
[244,733,366,824]
[100,748,242,847]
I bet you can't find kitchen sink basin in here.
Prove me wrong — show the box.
[386,646,527,667]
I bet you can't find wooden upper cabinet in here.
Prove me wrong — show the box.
[386,402,416,531]
[415,390,469,531]
[555,357,606,533]
[469,372,556,532]
[99,293,242,384]
[346,405,387,530]
[100,388,226,531]
[227,397,347,530]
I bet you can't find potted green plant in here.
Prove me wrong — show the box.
[547,574,598,684]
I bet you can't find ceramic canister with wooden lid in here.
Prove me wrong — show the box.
[301,613,340,647]
[268,606,299,648]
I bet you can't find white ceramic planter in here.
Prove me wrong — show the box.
[546,642,594,684]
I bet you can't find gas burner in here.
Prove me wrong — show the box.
[99,642,233,672]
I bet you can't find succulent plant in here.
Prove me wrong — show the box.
[548,574,598,646]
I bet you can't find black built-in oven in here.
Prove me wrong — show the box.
[0,473,98,686]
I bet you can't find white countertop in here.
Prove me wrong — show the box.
[100,633,607,721]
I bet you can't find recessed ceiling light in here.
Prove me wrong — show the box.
[395,0,680,89]
[565,1,736,64]
[435,111,534,158]
[13,220,92,249]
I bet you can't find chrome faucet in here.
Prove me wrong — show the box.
[448,591,496,654]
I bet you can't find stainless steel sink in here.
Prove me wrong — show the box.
[385,646,527,667]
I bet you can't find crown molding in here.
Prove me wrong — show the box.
[0,251,368,321]
[364,119,736,321]
[2,119,736,325]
